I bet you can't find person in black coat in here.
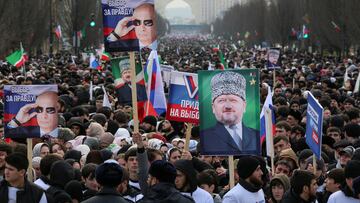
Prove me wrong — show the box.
[82,160,128,203]
[141,160,194,203]
[282,170,318,203]
[0,153,49,203]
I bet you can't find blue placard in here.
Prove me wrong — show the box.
[4,85,58,138]
[305,92,323,159]
[101,0,157,52]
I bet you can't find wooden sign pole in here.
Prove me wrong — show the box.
[130,52,139,133]
[184,123,193,152]
[272,70,276,91]
[27,138,33,182]
[229,155,235,189]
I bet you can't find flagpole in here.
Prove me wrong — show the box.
[265,108,275,176]
[145,51,154,116]
[130,52,139,133]
[20,42,26,77]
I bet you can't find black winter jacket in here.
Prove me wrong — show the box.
[0,179,46,203]
[140,182,194,203]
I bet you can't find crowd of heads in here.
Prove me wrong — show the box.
[0,34,359,202]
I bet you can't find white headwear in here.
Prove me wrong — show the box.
[114,128,130,139]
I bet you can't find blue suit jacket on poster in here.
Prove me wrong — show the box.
[116,83,147,106]
[5,126,40,138]
[200,122,260,155]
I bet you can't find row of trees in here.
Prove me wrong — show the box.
[213,0,360,54]
[0,0,168,57]
[0,0,99,57]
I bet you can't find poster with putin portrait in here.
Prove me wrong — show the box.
[102,0,157,52]
[266,48,281,69]
[199,69,261,156]
[4,85,58,138]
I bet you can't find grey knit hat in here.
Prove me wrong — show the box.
[211,71,246,102]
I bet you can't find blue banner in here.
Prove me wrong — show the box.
[4,85,58,138]
[305,92,324,159]
[166,71,199,124]
[101,0,157,52]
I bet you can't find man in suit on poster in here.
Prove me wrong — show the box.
[6,91,59,138]
[200,71,259,155]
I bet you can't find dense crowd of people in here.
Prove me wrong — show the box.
[0,34,360,202]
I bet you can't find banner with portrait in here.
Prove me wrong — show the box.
[101,0,157,52]
[160,65,175,89]
[266,48,281,69]
[4,85,58,138]
[111,56,147,106]
[305,92,323,159]
[199,69,260,155]
[166,71,199,124]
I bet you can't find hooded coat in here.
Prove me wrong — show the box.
[269,174,291,202]
[174,160,213,203]
[49,160,75,189]
[174,160,198,193]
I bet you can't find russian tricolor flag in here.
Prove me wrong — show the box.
[260,86,276,156]
[144,50,167,117]
[90,54,101,70]
[54,25,62,39]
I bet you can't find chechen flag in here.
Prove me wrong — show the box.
[260,86,276,156]
[212,45,227,70]
[144,50,167,117]
[101,52,111,61]
[55,25,62,39]
[6,44,26,68]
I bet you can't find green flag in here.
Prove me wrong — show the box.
[6,49,25,68]
[218,50,228,69]
[212,45,227,70]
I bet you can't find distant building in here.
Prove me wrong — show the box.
[156,0,241,24]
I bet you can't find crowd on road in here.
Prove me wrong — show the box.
[0,35,360,202]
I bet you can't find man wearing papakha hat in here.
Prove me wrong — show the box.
[200,71,259,155]
[115,57,147,106]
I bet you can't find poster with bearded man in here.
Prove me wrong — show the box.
[199,69,260,155]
